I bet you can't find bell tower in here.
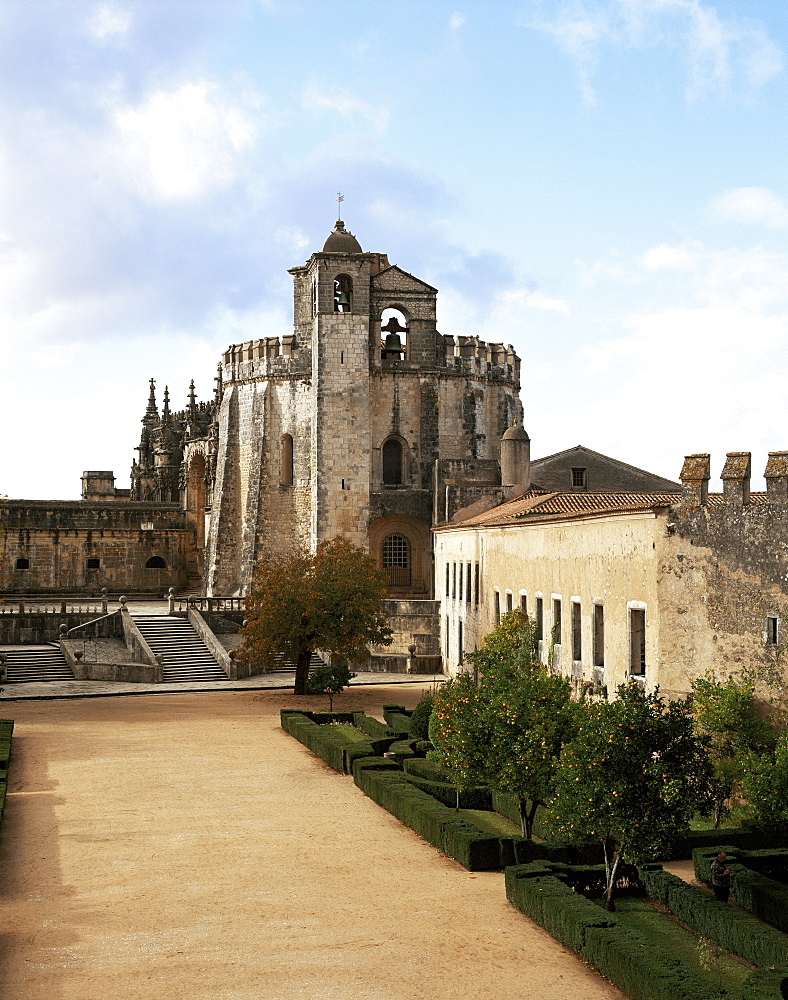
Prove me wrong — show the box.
[293,219,387,549]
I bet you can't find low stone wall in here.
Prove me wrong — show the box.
[0,610,120,645]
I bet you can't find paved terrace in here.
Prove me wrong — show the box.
[0,685,623,1000]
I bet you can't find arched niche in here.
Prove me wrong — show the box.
[146,556,167,569]
[280,433,294,486]
[369,514,431,597]
[334,274,353,313]
[380,307,408,360]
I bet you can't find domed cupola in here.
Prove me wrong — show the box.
[322,219,362,254]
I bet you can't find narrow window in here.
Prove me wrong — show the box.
[474,563,480,606]
[630,609,646,675]
[571,467,588,489]
[382,439,403,486]
[593,605,605,667]
[146,556,167,569]
[280,433,294,486]
[494,591,501,625]
[766,615,780,645]
[382,534,410,587]
[466,562,471,603]
[445,617,450,656]
[572,602,582,662]
[452,562,457,600]
[86,558,101,570]
[506,592,513,614]
[445,562,450,598]
[552,599,562,641]
[458,562,464,602]
[535,597,544,640]
[458,620,464,664]
[15,558,30,570]
[520,593,527,613]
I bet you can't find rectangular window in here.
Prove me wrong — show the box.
[571,467,587,489]
[593,605,605,667]
[15,558,30,570]
[520,593,527,613]
[494,591,501,625]
[458,620,464,664]
[458,563,463,603]
[445,617,450,657]
[630,609,646,675]
[86,558,100,569]
[445,562,450,599]
[474,563,480,606]
[535,597,543,640]
[506,592,513,614]
[766,616,780,645]
[552,599,562,642]
[571,602,581,662]
[452,563,457,600]
[466,562,472,603]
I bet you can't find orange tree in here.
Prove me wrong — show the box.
[238,538,392,695]
[550,682,713,911]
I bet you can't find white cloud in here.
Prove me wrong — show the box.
[87,3,132,40]
[113,82,259,202]
[522,0,783,106]
[301,82,390,133]
[449,12,466,32]
[640,241,700,270]
[709,187,788,229]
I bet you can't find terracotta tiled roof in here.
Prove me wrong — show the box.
[443,489,683,529]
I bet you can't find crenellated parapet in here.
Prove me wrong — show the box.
[440,335,520,384]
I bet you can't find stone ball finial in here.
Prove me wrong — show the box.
[59,623,68,636]
[119,596,128,609]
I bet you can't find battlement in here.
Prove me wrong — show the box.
[679,451,788,507]
[441,335,520,382]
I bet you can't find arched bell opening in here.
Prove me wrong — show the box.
[380,307,408,360]
[334,274,353,313]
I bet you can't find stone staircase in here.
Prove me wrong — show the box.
[132,615,228,683]
[3,645,74,683]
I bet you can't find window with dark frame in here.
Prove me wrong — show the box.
[767,615,780,645]
[15,558,30,570]
[86,558,100,570]
[382,439,403,486]
[506,592,513,614]
[445,562,450,598]
[382,534,410,587]
[452,562,456,600]
[571,467,588,489]
[520,593,527,613]
[571,601,581,662]
[474,563,480,605]
[552,598,562,642]
[458,620,464,664]
[593,604,605,667]
[466,562,471,603]
[630,609,646,675]
[536,597,543,640]
[458,562,463,603]
[494,591,501,624]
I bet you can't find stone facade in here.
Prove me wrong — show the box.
[436,451,788,702]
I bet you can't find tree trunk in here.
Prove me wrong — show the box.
[518,798,539,839]
[294,649,312,695]
[603,840,623,912]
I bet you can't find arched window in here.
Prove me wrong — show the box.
[334,275,353,313]
[382,534,410,587]
[146,556,167,569]
[280,433,294,486]
[382,439,403,486]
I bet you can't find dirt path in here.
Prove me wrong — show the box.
[0,686,623,1000]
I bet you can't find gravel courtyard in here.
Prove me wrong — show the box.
[0,685,623,1000]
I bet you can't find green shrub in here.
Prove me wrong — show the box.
[408,693,433,739]
[352,713,399,740]
[400,771,492,810]
[740,966,788,999]
[404,758,453,782]
[280,709,376,772]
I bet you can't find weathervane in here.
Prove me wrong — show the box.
[336,191,344,218]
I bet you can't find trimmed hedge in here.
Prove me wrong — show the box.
[400,771,492,811]
[280,710,379,772]
[640,863,788,969]
[695,846,788,937]
[351,712,400,740]
[353,759,504,870]
[382,705,412,734]
[505,863,719,1000]
[0,720,12,829]
[740,966,788,999]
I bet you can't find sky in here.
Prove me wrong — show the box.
[2,0,788,499]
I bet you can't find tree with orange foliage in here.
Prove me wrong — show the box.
[238,538,393,695]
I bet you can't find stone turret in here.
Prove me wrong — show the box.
[500,419,531,495]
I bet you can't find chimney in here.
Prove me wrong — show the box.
[721,452,751,506]
[680,454,710,506]
[765,452,788,502]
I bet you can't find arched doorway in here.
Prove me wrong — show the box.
[382,533,410,587]
[369,515,431,597]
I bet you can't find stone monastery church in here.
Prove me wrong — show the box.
[4,218,788,698]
